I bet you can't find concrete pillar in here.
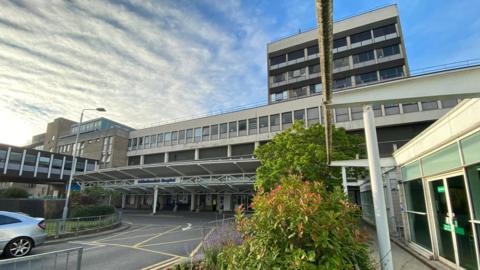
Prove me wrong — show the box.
[164,152,169,163]
[363,105,393,270]
[254,141,260,149]
[190,193,196,211]
[194,149,199,160]
[341,166,348,195]
[140,155,145,165]
[227,145,232,158]
[152,186,158,214]
[121,193,126,209]
[223,194,232,211]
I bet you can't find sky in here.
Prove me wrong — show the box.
[1,0,479,146]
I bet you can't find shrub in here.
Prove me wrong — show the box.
[219,175,373,270]
[0,187,30,198]
[70,204,115,218]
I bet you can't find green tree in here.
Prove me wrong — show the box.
[254,122,365,191]
[0,187,30,198]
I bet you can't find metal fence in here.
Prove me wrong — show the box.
[45,211,122,238]
[0,247,83,270]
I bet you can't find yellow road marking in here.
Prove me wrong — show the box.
[140,237,202,247]
[152,257,182,270]
[94,224,151,242]
[189,227,214,258]
[139,256,179,270]
[134,226,181,248]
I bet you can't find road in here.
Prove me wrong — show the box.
[0,211,229,270]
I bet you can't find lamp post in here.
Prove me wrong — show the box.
[61,108,106,222]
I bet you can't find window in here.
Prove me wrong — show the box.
[101,136,113,166]
[259,116,269,133]
[150,135,157,147]
[373,24,396,37]
[308,64,320,74]
[402,103,419,113]
[238,120,247,136]
[309,84,322,94]
[373,104,382,117]
[282,112,293,130]
[403,179,432,250]
[384,104,400,115]
[350,30,372,44]
[138,137,143,149]
[351,107,363,120]
[211,125,219,140]
[220,123,228,139]
[288,68,306,79]
[202,126,210,141]
[441,99,458,108]
[294,109,305,123]
[248,118,257,135]
[270,91,288,102]
[353,50,374,64]
[355,71,378,85]
[270,114,280,132]
[132,138,137,150]
[307,107,320,126]
[333,37,347,48]
[144,136,151,149]
[171,131,178,145]
[186,129,193,143]
[270,54,286,65]
[287,49,304,61]
[194,127,202,142]
[307,45,318,55]
[377,44,400,58]
[290,87,307,98]
[128,139,132,150]
[333,77,352,90]
[178,130,185,143]
[157,133,164,145]
[335,108,349,122]
[421,101,439,111]
[164,132,171,145]
[380,66,404,80]
[272,73,286,83]
[228,122,237,137]
[0,215,21,225]
[334,57,349,69]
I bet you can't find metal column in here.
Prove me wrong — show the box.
[152,186,158,214]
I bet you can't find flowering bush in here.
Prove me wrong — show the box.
[219,175,373,270]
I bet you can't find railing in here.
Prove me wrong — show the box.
[410,58,480,76]
[45,212,122,238]
[0,247,83,270]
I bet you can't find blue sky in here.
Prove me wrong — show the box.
[1,0,479,145]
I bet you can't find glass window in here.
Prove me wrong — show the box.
[211,124,219,140]
[202,126,210,141]
[259,116,269,133]
[403,179,432,250]
[441,99,458,108]
[194,127,202,142]
[421,101,439,111]
[238,120,247,136]
[164,132,171,145]
[282,112,292,130]
[294,109,305,122]
[229,122,237,137]
[380,66,404,80]
[333,37,347,48]
[178,130,185,143]
[150,135,157,147]
[288,68,306,79]
[350,30,372,44]
[308,64,320,74]
[272,73,286,83]
[355,71,378,85]
[132,138,137,150]
[421,143,461,176]
[384,104,400,115]
[270,91,288,102]
[402,103,419,113]
[220,123,228,139]
[270,114,280,132]
[461,131,480,165]
[351,107,363,120]
[290,87,307,98]
[335,108,349,122]
[248,118,257,134]
[144,136,150,148]
[377,44,400,58]
[157,133,164,145]
[171,131,178,145]
[333,77,352,90]
[186,129,193,143]
[0,215,21,225]
[309,84,322,94]
[401,161,422,181]
[270,54,286,65]
[287,49,304,61]
[373,104,382,117]
[373,24,396,37]
[334,56,349,69]
[307,45,318,55]
[466,164,480,219]
[353,50,374,64]
[307,107,320,126]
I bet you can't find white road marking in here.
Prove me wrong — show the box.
[181,223,192,231]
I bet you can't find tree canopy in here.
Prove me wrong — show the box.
[254,121,365,191]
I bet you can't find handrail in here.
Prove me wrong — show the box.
[0,247,83,270]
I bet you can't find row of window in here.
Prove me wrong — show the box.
[270,24,397,66]
[271,64,320,84]
[270,84,322,103]
[333,66,405,90]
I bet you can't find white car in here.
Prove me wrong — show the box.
[0,211,47,257]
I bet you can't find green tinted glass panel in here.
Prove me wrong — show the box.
[466,164,480,219]
[403,179,426,212]
[401,161,421,180]
[407,213,432,251]
[461,131,480,165]
[421,144,461,176]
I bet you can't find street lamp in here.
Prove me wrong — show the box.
[61,108,106,222]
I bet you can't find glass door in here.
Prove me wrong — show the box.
[429,174,478,269]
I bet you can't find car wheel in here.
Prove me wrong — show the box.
[5,237,33,258]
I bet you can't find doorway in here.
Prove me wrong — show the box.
[428,173,477,269]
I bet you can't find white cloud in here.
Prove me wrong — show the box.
[0,0,275,145]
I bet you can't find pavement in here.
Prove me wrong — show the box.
[0,210,228,270]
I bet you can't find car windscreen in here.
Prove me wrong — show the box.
[0,215,21,225]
